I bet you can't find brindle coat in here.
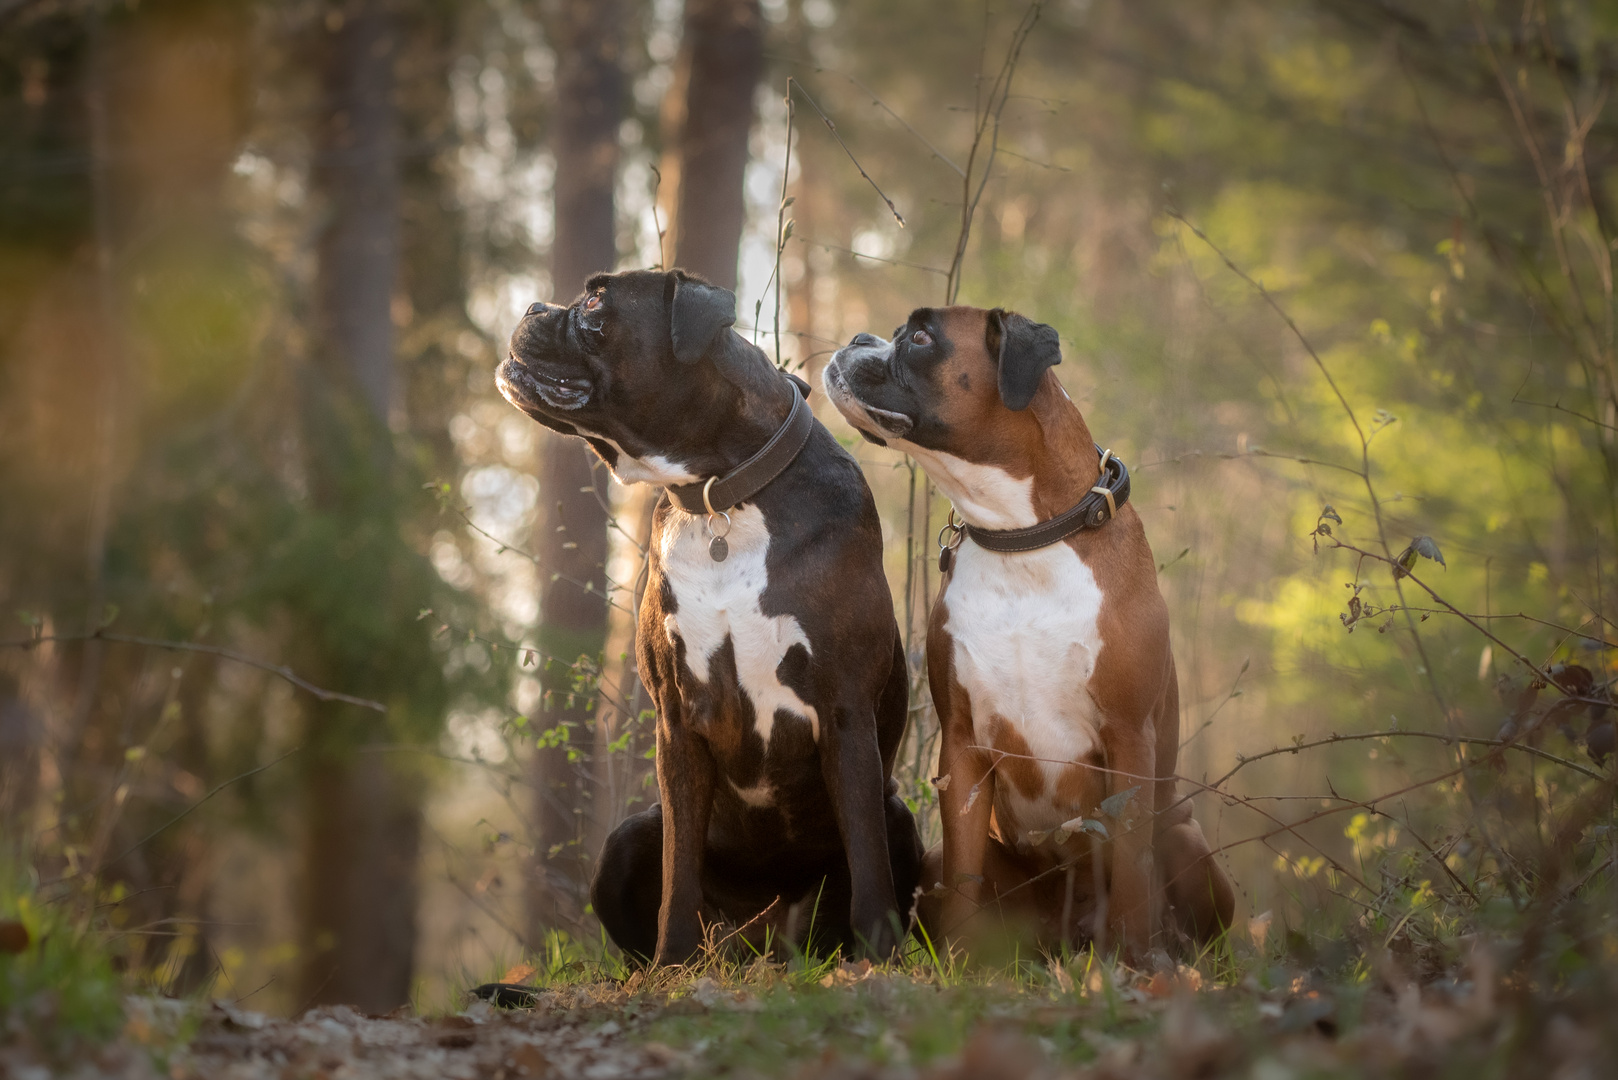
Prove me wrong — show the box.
[499,269,921,965]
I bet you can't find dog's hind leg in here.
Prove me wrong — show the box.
[1156,816,1235,948]
[590,804,664,966]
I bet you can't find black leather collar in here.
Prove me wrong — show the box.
[666,378,814,515]
[941,445,1129,570]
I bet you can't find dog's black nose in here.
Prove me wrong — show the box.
[849,332,882,347]
[525,301,552,317]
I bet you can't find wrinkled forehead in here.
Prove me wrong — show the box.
[934,306,992,359]
[582,268,672,307]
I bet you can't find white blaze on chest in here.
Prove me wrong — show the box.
[598,438,700,486]
[891,444,1041,530]
[659,505,819,743]
[935,465,1107,831]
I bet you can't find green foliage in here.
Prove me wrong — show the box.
[0,870,126,1053]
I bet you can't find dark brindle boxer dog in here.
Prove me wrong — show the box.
[497,269,921,965]
[823,306,1233,958]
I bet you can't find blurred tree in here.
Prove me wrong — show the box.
[296,0,433,1013]
[526,0,621,939]
[669,0,764,288]
[587,0,766,857]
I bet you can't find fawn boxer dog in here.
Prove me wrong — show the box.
[823,306,1233,958]
[498,269,921,965]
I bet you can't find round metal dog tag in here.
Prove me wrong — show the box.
[709,535,729,562]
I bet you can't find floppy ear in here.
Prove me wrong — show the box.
[669,276,737,364]
[989,308,1062,411]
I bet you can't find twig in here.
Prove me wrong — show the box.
[797,236,948,277]
[946,1,1044,304]
[100,746,305,872]
[822,68,965,177]
[447,502,635,615]
[1322,537,1605,698]
[1,633,385,712]
[1167,209,1365,451]
[1210,729,1605,788]
[789,78,905,228]
[1511,395,1618,433]
[1376,604,1618,652]
[1180,659,1249,750]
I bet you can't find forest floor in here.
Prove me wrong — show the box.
[5,948,1601,1080]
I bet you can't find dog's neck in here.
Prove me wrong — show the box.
[667,337,798,480]
[1024,377,1103,523]
[915,375,1102,531]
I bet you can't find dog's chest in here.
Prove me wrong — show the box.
[943,540,1106,830]
[658,505,819,761]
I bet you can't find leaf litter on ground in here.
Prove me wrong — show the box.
[4,940,1614,1079]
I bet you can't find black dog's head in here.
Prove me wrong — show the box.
[498,268,767,484]
[821,305,1063,466]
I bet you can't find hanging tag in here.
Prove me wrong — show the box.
[939,546,953,574]
[705,506,732,563]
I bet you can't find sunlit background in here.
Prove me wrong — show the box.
[2,0,1614,1016]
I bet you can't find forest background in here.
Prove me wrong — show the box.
[1,0,1615,1043]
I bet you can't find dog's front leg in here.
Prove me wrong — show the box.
[934,722,996,944]
[1098,718,1155,961]
[653,711,715,966]
[820,700,900,958]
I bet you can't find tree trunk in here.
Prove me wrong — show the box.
[587,0,766,858]
[299,0,420,1014]
[673,0,764,289]
[312,1,398,423]
[527,0,621,943]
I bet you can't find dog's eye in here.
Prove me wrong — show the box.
[583,293,603,312]
[910,329,932,346]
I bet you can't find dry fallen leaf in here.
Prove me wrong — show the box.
[506,1042,550,1076]
[501,962,538,985]
[1248,909,1273,951]
[1145,969,1203,998]
[819,958,875,987]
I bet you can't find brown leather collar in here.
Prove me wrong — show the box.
[939,445,1130,570]
[667,380,814,515]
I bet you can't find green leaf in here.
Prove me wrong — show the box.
[1077,818,1109,838]
[1394,536,1444,579]
[1411,535,1446,567]
[1320,505,1342,525]
[1099,785,1140,820]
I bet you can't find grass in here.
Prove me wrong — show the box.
[0,865,128,1055]
[445,869,1617,1079]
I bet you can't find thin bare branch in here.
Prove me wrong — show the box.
[1,633,386,712]
[789,77,905,228]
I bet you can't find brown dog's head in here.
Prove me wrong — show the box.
[823,307,1073,523]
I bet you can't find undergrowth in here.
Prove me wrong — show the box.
[0,864,127,1054]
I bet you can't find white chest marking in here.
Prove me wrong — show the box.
[937,469,1105,831]
[659,505,819,743]
[889,444,1039,530]
[599,438,700,486]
